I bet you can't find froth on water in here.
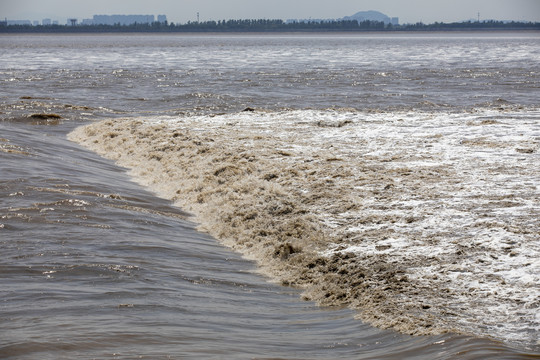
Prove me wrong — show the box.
[4,115,535,359]
[69,108,540,351]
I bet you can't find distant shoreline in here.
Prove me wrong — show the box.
[1,19,539,33]
[2,30,539,38]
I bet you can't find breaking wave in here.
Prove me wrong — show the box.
[69,108,540,348]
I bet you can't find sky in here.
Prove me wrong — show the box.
[2,0,540,25]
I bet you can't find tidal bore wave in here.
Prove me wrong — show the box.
[68,109,540,348]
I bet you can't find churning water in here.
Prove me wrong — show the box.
[1,33,539,359]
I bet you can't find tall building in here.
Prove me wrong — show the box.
[157,15,167,23]
[42,18,51,25]
[7,20,32,25]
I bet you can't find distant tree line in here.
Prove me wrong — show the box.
[402,20,540,31]
[1,19,539,33]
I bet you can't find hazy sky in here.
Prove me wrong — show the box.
[2,0,540,24]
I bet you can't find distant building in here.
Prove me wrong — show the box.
[42,18,51,25]
[7,19,32,25]
[92,14,155,25]
[82,19,94,25]
[391,17,399,25]
[52,20,59,25]
[33,20,39,26]
[157,15,167,23]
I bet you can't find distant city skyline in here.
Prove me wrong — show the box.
[2,0,540,25]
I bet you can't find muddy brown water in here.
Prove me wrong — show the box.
[1,33,539,358]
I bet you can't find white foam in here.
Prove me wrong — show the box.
[178,108,539,344]
[72,108,540,345]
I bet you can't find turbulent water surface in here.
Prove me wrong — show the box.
[1,33,539,359]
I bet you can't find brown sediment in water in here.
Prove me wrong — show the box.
[0,137,32,155]
[28,113,63,125]
[68,112,539,339]
[29,113,62,119]
[2,113,64,126]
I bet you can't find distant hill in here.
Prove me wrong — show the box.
[342,10,397,24]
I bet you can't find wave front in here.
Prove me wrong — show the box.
[68,109,540,345]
